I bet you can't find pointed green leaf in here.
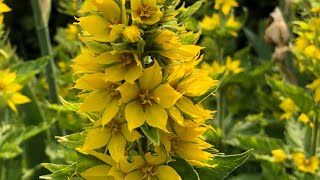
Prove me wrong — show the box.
[196,149,253,180]
[236,135,285,154]
[56,132,85,148]
[169,156,200,180]
[140,123,160,145]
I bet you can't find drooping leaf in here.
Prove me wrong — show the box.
[40,163,77,180]
[140,123,160,145]
[169,156,200,180]
[196,149,253,180]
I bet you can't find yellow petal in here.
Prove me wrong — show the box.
[108,167,126,180]
[125,100,145,131]
[105,64,126,82]
[88,150,116,166]
[74,73,107,90]
[124,62,142,83]
[101,98,120,126]
[120,123,142,142]
[314,87,320,103]
[80,128,111,152]
[80,165,112,180]
[79,90,110,112]
[175,141,212,161]
[95,52,122,65]
[155,165,182,180]
[0,3,11,13]
[125,170,143,180]
[7,100,17,113]
[152,84,182,108]
[78,15,113,42]
[139,61,162,90]
[145,103,168,132]
[90,0,121,23]
[11,93,30,104]
[108,133,127,163]
[118,82,139,103]
[145,147,167,165]
[168,107,184,126]
[175,97,211,119]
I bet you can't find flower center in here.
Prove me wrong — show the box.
[110,120,120,135]
[139,89,155,106]
[139,5,155,18]
[171,137,180,151]
[120,54,134,67]
[109,84,120,97]
[142,165,157,179]
[303,159,311,166]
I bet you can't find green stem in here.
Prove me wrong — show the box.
[311,114,319,156]
[31,0,59,104]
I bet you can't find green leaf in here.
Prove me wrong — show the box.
[82,40,113,53]
[266,77,314,114]
[140,123,160,145]
[40,163,77,180]
[169,156,200,180]
[12,56,49,83]
[236,135,285,154]
[285,119,312,154]
[76,152,105,173]
[178,1,203,23]
[56,132,85,148]
[196,149,253,180]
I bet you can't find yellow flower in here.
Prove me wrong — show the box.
[0,69,30,112]
[279,98,297,120]
[160,123,213,166]
[214,0,238,15]
[110,148,182,180]
[225,15,241,36]
[225,56,243,75]
[65,24,78,40]
[292,152,319,174]
[200,14,220,31]
[201,61,226,78]
[78,119,141,164]
[154,30,181,51]
[298,113,310,124]
[117,61,182,132]
[77,0,127,42]
[122,25,141,42]
[306,78,320,103]
[74,73,121,126]
[131,0,163,25]
[271,149,286,163]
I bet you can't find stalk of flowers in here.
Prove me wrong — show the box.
[69,0,218,179]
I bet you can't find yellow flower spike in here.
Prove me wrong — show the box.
[292,152,320,174]
[122,25,141,42]
[131,0,163,25]
[0,69,30,112]
[80,165,112,180]
[214,0,238,15]
[200,14,220,30]
[118,61,181,132]
[271,149,286,163]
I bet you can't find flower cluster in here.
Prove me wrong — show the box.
[71,0,217,179]
[200,0,241,37]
